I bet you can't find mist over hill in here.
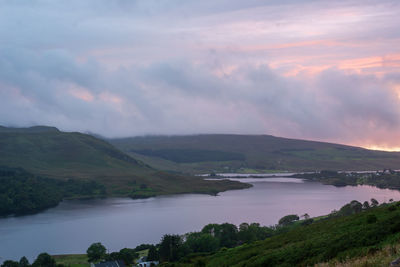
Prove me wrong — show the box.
[110,134,400,173]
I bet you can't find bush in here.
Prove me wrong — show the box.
[366,214,377,224]
[301,219,314,226]
[388,205,397,212]
[278,214,299,226]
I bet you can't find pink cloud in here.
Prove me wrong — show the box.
[338,54,400,71]
[99,92,123,104]
[69,87,94,102]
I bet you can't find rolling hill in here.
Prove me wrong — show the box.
[109,134,400,173]
[0,126,146,177]
[0,127,248,199]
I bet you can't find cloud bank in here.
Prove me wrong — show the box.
[0,0,400,149]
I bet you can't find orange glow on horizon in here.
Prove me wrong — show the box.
[205,39,358,54]
[363,145,400,152]
[271,52,400,78]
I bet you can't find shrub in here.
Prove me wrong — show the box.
[366,214,377,224]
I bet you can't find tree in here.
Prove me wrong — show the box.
[159,234,185,262]
[32,253,56,267]
[302,213,310,220]
[201,223,238,248]
[185,232,219,253]
[338,201,362,216]
[201,224,220,236]
[238,223,272,244]
[371,198,379,207]
[19,257,30,267]
[134,244,153,251]
[147,245,159,261]
[278,214,299,226]
[362,201,370,210]
[86,242,107,262]
[338,203,353,216]
[118,248,138,264]
[105,252,119,261]
[219,223,238,248]
[329,209,338,217]
[238,223,252,243]
[350,200,362,213]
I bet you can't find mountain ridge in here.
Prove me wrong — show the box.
[0,125,61,133]
[109,134,400,173]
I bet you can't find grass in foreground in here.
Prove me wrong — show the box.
[316,242,400,267]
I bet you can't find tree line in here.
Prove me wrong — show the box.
[0,166,106,216]
[84,216,315,265]
[1,253,57,267]
[294,170,400,189]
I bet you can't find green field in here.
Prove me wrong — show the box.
[53,254,89,267]
[109,134,400,174]
[52,249,149,267]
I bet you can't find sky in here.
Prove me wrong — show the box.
[0,0,400,150]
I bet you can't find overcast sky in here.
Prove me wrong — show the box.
[1,0,400,150]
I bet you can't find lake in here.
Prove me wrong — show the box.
[2,177,400,262]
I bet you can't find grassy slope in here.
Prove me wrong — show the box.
[0,127,147,178]
[316,242,400,267]
[179,203,400,267]
[0,127,249,196]
[110,134,400,173]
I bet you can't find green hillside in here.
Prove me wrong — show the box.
[196,204,400,267]
[109,134,400,173]
[0,126,146,178]
[0,127,249,199]
[157,201,400,267]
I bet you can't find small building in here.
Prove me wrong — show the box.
[391,257,400,267]
[90,260,126,267]
[136,256,159,267]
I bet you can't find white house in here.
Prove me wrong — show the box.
[136,256,159,267]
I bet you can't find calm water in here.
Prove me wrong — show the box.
[2,177,400,261]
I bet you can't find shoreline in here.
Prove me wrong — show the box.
[0,178,252,218]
